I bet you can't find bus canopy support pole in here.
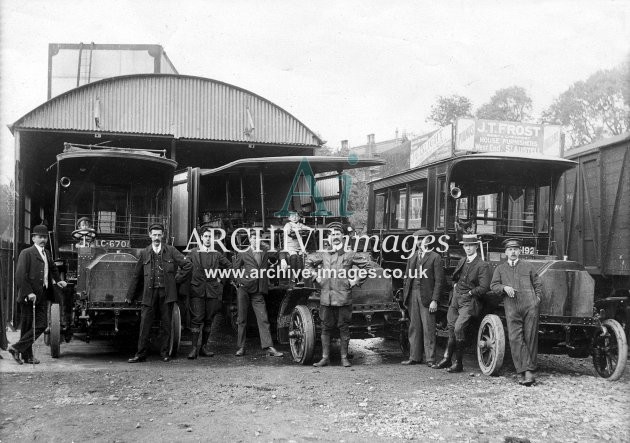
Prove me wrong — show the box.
[240,175,245,221]
[259,170,266,230]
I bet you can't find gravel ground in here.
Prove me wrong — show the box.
[1,330,628,442]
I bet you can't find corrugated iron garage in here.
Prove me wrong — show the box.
[9,74,325,251]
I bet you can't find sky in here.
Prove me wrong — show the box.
[1,0,629,184]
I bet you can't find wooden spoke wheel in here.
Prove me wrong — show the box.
[477,314,505,376]
[592,319,628,381]
[288,305,316,365]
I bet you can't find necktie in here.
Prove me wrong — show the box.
[39,247,49,288]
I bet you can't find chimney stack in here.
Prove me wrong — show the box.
[341,140,348,151]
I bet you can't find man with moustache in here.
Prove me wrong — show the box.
[491,238,543,386]
[125,223,191,363]
[8,224,68,364]
[232,229,284,357]
[179,225,232,359]
[304,222,372,368]
[434,234,491,373]
[401,229,444,367]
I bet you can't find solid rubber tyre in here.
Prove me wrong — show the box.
[289,305,316,365]
[592,319,627,381]
[477,314,505,376]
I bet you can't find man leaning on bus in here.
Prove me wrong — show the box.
[125,223,191,363]
[435,233,491,373]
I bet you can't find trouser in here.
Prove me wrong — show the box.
[236,289,273,349]
[190,297,222,339]
[504,293,540,373]
[136,288,172,358]
[447,292,477,341]
[408,293,436,363]
[13,301,48,358]
[319,304,352,338]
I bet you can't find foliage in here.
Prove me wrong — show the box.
[476,86,533,122]
[426,95,473,127]
[542,65,629,147]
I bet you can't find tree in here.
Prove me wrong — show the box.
[542,65,629,147]
[426,95,473,127]
[476,86,533,122]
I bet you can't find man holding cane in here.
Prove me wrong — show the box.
[8,225,67,364]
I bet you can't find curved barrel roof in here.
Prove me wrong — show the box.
[10,74,324,147]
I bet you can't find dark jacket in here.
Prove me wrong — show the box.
[490,260,543,301]
[402,250,444,308]
[304,250,372,306]
[451,254,491,316]
[126,244,192,306]
[15,245,61,305]
[233,245,277,295]
[181,248,232,300]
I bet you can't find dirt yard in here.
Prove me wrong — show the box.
[1,328,628,442]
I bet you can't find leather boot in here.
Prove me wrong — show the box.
[313,334,330,367]
[447,340,465,373]
[340,335,352,368]
[187,332,200,359]
[199,329,214,357]
[434,336,455,369]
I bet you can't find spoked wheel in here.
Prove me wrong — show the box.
[289,305,315,365]
[477,314,505,376]
[592,319,628,381]
[168,303,182,358]
[50,303,61,358]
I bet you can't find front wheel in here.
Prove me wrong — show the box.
[168,303,182,358]
[477,314,505,376]
[592,319,627,381]
[289,305,316,365]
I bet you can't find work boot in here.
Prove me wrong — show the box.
[313,334,330,367]
[447,340,465,373]
[187,332,200,359]
[340,335,352,368]
[199,329,214,356]
[434,336,455,369]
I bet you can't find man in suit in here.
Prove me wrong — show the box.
[304,222,372,368]
[232,230,283,357]
[434,234,491,373]
[401,229,444,367]
[8,224,67,364]
[491,238,543,386]
[179,225,232,359]
[125,223,191,363]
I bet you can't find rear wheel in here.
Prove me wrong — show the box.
[592,319,627,381]
[50,303,61,358]
[477,314,505,376]
[289,305,316,365]
[168,304,182,357]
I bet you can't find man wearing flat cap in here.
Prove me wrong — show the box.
[435,233,491,373]
[401,229,444,366]
[178,224,232,359]
[125,223,192,363]
[491,238,543,386]
[304,221,372,367]
[8,224,67,364]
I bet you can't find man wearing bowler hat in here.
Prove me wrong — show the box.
[435,233,491,373]
[125,223,191,363]
[8,224,67,364]
[491,238,543,386]
[401,229,444,367]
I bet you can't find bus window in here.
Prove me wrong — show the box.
[507,186,535,233]
[537,185,550,233]
[95,187,128,234]
[408,181,426,229]
[456,197,469,219]
[476,193,498,234]
[437,178,446,228]
[389,188,406,229]
[374,193,387,229]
